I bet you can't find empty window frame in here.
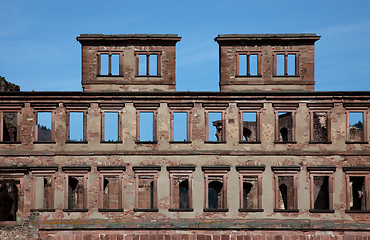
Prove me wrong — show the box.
[0,110,21,143]
[35,111,55,142]
[203,103,229,143]
[307,167,336,212]
[272,166,300,212]
[236,166,264,212]
[133,166,161,211]
[167,166,195,211]
[101,111,121,142]
[136,52,161,76]
[63,167,90,211]
[274,104,298,143]
[30,167,57,211]
[274,52,298,76]
[307,103,333,143]
[202,166,229,211]
[343,167,370,212]
[168,103,193,143]
[346,111,368,143]
[236,52,261,76]
[66,111,87,142]
[135,103,159,143]
[0,167,27,222]
[97,167,125,211]
[238,103,263,143]
[98,52,122,76]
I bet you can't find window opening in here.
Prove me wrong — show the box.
[174,112,187,141]
[242,177,258,209]
[278,112,293,142]
[137,175,155,209]
[208,177,224,209]
[2,112,18,142]
[238,54,258,76]
[138,54,158,76]
[0,181,18,221]
[111,54,120,75]
[208,112,223,142]
[139,112,154,141]
[100,53,120,76]
[313,176,329,210]
[100,54,109,75]
[287,54,296,75]
[276,53,296,76]
[239,54,247,76]
[277,176,294,210]
[312,112,328,142]
[349,176,366,210]
[34,176,53,209]
[349,112,364,142]
[69,112,84,142]
[67,176,85,210]
[37,112,52,142]
[102,176,120,209]
[172,176,190,209]
[276,54,285,76]
[104,112,119,142]
[242,112,257,141]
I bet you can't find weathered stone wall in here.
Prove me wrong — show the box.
[0,76,20,92]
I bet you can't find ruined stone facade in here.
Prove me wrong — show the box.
[0,34,369,239]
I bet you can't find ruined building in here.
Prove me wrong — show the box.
[0,34,369,239]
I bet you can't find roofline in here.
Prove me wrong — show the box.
[76,34,182,43]
[214,33,321,43]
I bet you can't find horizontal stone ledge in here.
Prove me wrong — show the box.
[37,219,370,231]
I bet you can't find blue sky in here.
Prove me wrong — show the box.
[0,0,369,92]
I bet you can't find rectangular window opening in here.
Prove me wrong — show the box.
[137,175,155,209]
[104,112,119,142]
[102,176,120,209]
[242,112,257,142]
[138,55,147,76]
[313,176,329,210]
[313,112,328,142]
[174,112,187,141]
[2,112,18,142]
[276,54,285,76]
[149,55,158,75]
[242,176,259,209]
[67,176,85,210]
[172,175,190,209]
[111,54,120,75]
[0,181,19,221]
[100,54,109,75]
[349,112,364,142]
[250,54,258,76]
[277,176,295,210]
[139,112,154,141]
[34,176,53,209]
[208,176,225,209]
[239,54,247,76]
[287,54,296,75]
[349,176,366,211]
[278,112,293,142]
[69,112,84,142]
[208,112,223,142]
[37,112,52,142]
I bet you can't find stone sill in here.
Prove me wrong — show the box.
[345,210,370,213]
[135,141,158,144]
[345,141,369,144]
[133,208,159,212]
[238,141,261,144]
[168,208,194,212]
[98,208,124,212]
[66,141,88,144]
[203,208,229,212]
[30,209,56,212]
[238,208,264,212]
[274,141,297,144]
[309,209,334,213]
[169,141,192,144]
[33,141,56,144]
[0,141,21,144]
[274,209,299,213]
[63,209,89,212]
[309,141,332,144]
[204,141,227,144]
[100,141,123,144]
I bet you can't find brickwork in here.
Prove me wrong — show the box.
[0,76,20,92]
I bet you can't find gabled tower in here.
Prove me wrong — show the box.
[77,34,181,92]
[215,34,320,92]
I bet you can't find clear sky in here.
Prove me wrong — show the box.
[0,0,369,92]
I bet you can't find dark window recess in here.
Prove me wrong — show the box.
[208,177,224,209]
[2,112,17,142]
[349,112,364,142]
[242,177,258,209]
[68,176,84,210]
[209,112,223,142]
[349,176,366,210]
[243,112,257,142]
[278,176,294,210]
[313,112,328,142]
[138,176,155,209]
[172,176,189,209]
[103,176,119,209]
[37,112,52,142]
[278,112,292,142]
[0,181,18,221]
[313,176,329,210]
